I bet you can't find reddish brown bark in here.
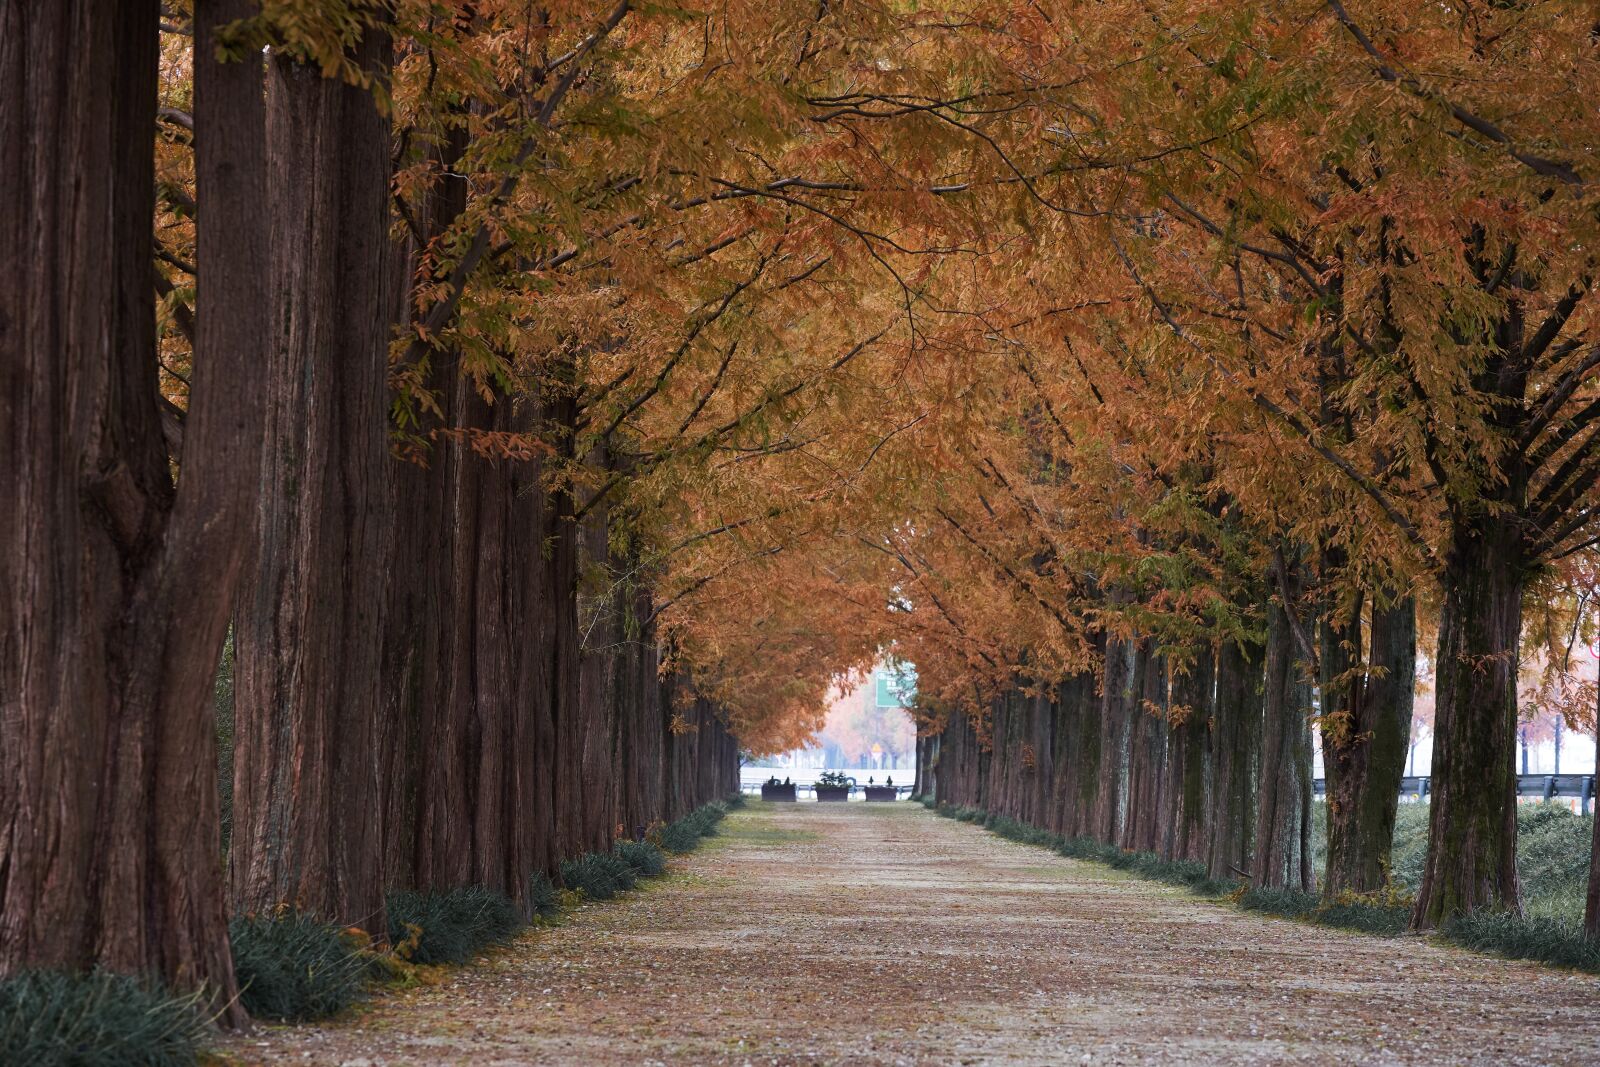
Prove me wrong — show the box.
[1121,647,1168,853]
[1251,602,1316,891]
[229,28,394,935]
[1413,524,1524,927]
[1161,650,1213,863]
[0,0,262,1020]
[1090,635,1137,843]
[612,585,668,836]
[576,443,621,853]
[1319,594,1415,897]
[1208,636,1263,882]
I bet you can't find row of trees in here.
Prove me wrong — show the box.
[650,0,1600,936]
[3,0,1599,1018]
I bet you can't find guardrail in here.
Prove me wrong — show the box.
[741,782,916,799]
[1313,774,1595,814]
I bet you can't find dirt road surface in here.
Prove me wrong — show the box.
[228,802,1600,1065]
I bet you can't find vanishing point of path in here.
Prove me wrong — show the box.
[235,803,1600,1066]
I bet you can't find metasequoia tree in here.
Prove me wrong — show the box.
[1063,0,1600,922]
[1,0,265,1016]
[230,10,396,933]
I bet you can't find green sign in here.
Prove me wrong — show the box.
[874,664,917,708]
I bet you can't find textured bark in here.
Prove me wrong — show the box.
[1320,594,1415,896]
[542,395,583,863]
[934,709,985,810]
[1058,663,1100,839]
[0,0,261,1019]
[1208,637,1263,882]
[576,444,620,854]
[378,123,467,897]
[613,584,666,837]
[1252,603,1316,891]
[1162,651,1213,863]
[230,30,394,935]
[1413,526,1524,927]
[1318,598,1420,895]
[1122,648,1168,853]
[1091,636,1136,843]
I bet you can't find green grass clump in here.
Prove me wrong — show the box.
[386,885,522,965]
[657,800,729,853]
[528,872,561,921]
[0,970,210,1067]
[1057,836,1123,864]
[1237,886,1319,918]
[988,814,1062,849]
[614,839,667,878]
[1316,892,1413,935]
[1239,885,1412,935]
[560,852,637,901]
[1442,911,1600,972]
[229,911,367,1022]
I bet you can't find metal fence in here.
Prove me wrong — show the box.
[1313,774,1595,814]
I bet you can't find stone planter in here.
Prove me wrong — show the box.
[814,785,850,802]
[864,786,897,802]
[761,783,798,802]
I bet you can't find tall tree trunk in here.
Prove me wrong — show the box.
[577,443,620,855]
[230,29,394,935]
[1412,525,1523,927]
[1092,635,1135,844]
[1320,594,1415,896]
[1,0,262,1020]
[1252,602,1316,891]
[1122,648,1168,852]
[612,580,663,838]
[1209,636,1263,882]
[1058,655,1101,838]
[1028,686,1057,831]
[1162,650,1213,863]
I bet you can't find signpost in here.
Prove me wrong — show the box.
[874,663,917,708]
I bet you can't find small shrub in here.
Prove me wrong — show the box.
[561,852,637,901]
[1316,895,1412,935]
[815,770,853,790]
[0,969,209,1067]
[657,800,729,853]
[614,839,667,878]
[386,886,522,966]
[657,819,700,853]
[1443,912,1600,973]
[725,793,748,810]
[1238,886,1318,918]
[528,872,562,921]
[1238,885,1411,935]
[229,911,367,1022]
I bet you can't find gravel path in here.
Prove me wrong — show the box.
[229,801,1600,1066]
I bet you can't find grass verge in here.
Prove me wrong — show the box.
[229,910,369,1022]
[0,969,210,1067]
[386,885,524,966]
